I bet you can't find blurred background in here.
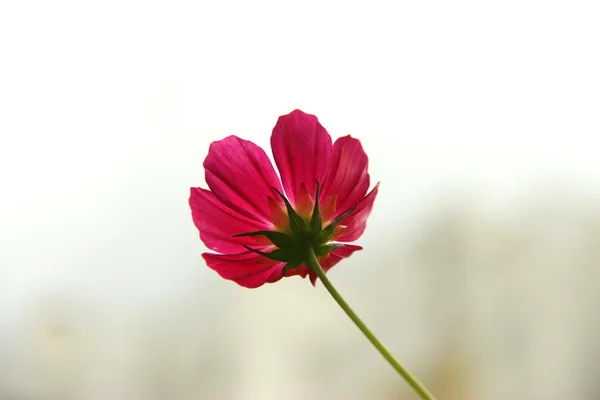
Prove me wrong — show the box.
[1,0,599,399]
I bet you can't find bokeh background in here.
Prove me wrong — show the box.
[1,0,600,399]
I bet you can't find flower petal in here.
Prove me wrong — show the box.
[321,135,370,217]
[189,188,272,254]
[271,110,333,205]
[268,196,289,231]
[309,244,363,285]
[335,183,379,242]
[204,135,283,225]
[265,263,311,283]
[202,251,284,289]
[320,194,338,223]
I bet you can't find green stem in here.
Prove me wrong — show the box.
[306,248,436,400]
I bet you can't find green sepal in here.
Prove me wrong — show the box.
[281,260,303,277]
[233,230,295,249]
[310,180,322,235]
[273,187,307,234]
[318,205,357,243]
[316,243,345,257]
[243,245,299,263]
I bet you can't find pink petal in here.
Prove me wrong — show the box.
[271,110,332,205]
[336,183,379,242]
[309,244,363,285]
[320,194,338,223]
[189,188,272,254]
[268,196,289,231]
[294,182,315,220]
[202,251,284,289]
[321,135,370,217]
[204,135,283,225]
[265,263,311,283]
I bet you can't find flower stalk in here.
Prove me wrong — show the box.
[305,247,437,400]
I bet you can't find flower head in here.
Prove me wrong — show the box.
[189,109,379,288]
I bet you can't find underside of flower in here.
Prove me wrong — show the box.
[189,109,379,288]
[234,181,356,276]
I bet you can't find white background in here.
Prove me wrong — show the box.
[1,1,599,399]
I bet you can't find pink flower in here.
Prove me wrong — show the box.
[189,109,379,288]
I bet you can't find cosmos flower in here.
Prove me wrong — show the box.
[189,109,378,288]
